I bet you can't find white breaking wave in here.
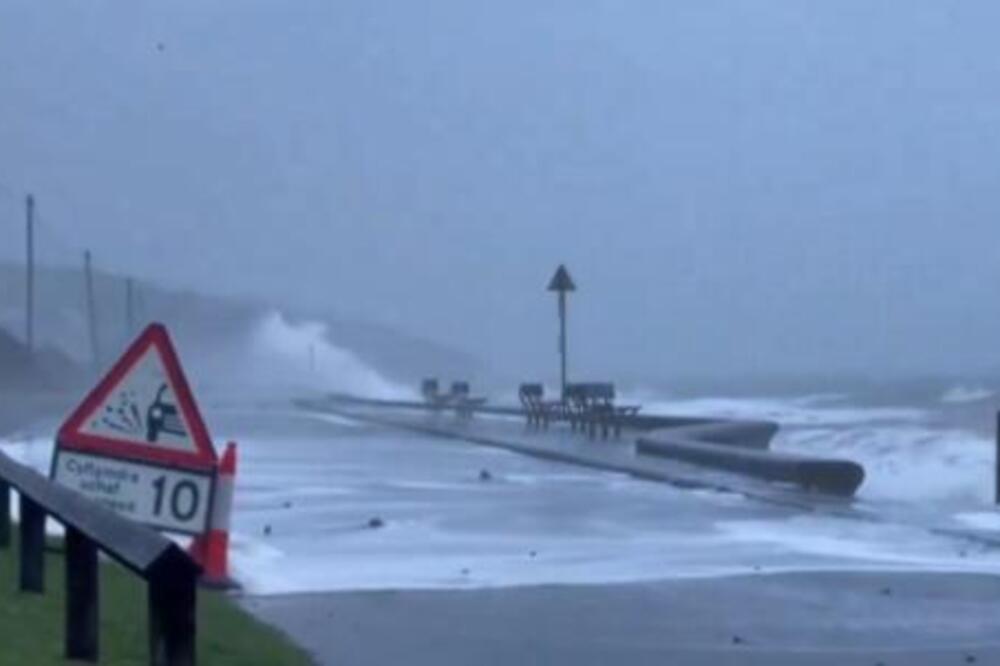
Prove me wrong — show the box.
[635,392,991,506]
[244,311,411,400]
[778,425,992,505]
[941,385,995,405]
[637,394,926,427]
[955,512,1000,532]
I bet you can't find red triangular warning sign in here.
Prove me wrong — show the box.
[57,323,217,471]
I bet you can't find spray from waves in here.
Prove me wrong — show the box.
[778,425,993,505]
[632,391,991,506]
[240,311,412,400]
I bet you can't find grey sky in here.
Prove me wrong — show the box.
[2,1,1000,384]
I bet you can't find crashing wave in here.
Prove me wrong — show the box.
[941,385,994,405]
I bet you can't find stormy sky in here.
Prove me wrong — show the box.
[2,1,1000,384]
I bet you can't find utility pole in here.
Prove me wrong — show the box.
[125,277,135,339]
[84,251,100,369]
[25,194,34,353]
[547,264,576,401]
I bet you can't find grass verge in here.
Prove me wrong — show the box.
[0,533,313,665]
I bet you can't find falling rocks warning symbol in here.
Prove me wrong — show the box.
[56,323,216,470]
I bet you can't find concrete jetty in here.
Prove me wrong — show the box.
[297,394,866,504]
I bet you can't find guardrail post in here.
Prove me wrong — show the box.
[0,480,10,548]
[19,493,45,593]
[66,526,99,662]
[149,563,197,666]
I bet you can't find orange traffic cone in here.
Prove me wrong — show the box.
[189,441,237,588]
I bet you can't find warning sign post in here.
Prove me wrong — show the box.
[52,323,218,535]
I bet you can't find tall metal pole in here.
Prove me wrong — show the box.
[558,290,567,400]
[547,265,576,402]
[84,251,100,369]
[25,194,35,353]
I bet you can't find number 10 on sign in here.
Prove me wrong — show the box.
[52,450,214,534]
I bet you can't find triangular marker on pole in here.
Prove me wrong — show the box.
[547,264,576,292]
[57,323,217,471]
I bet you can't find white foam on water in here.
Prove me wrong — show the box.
[634,391,991,508]
[954,511,1000,532]
[716,515,1000,575]
[941,385,995,405]
[0,435,71,537]
[304,412,365,428]
[222,424,839,593]
[778,425,993,506]
[217,411,1000,594]
[0,433,54,475]
[228,514,834,594]
[635,393,926,427]
[5,389,999,594]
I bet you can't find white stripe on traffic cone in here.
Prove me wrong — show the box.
[189,441,237,588]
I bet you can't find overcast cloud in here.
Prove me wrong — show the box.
[2,1,1000,384]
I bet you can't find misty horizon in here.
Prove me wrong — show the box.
[3,1,1000,386]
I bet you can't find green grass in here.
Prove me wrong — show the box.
[0,534,313,665]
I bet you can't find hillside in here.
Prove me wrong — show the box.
[0,262,486,401]
[0,325,81,392]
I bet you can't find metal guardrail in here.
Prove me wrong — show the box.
[0,450,200,665]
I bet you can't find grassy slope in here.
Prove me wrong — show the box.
[0,537,312,665]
